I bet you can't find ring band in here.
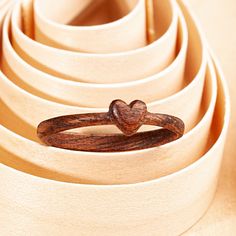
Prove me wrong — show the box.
[37,100,185,152]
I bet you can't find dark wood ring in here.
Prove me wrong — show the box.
[37,100,185,152]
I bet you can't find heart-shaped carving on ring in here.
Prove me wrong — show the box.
[109,99,147,136]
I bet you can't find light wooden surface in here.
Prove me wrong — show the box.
[185,0,236,235]
[0,0,234,235]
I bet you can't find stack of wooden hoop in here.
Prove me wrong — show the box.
[0,0,230,235]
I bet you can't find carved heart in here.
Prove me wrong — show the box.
[109,99,147,136]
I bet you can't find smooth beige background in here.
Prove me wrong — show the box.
[185,0,236,235]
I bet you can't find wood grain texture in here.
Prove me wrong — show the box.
[0,0,213,186]
[184,0,236,235]
[37,100,185,152]
[0,0,232,235]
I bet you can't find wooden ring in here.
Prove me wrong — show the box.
[37,100,185,152]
